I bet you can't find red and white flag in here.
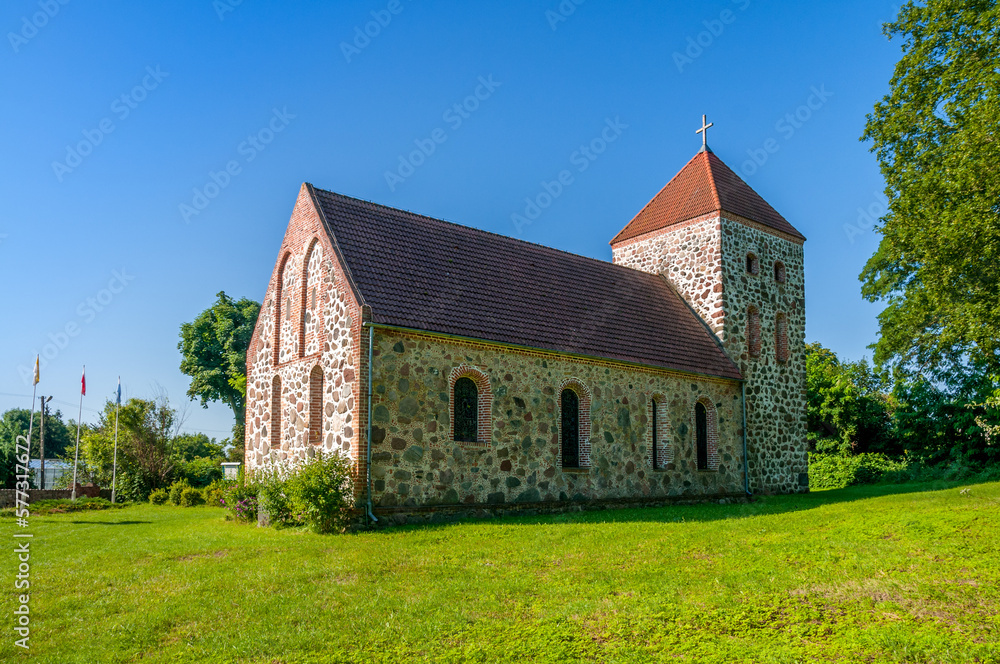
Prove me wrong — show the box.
[81,366,86,396]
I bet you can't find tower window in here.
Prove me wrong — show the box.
[748,306,762,357]
[774,261,786,284]
[746,253,759,275]
[776,313,789,363]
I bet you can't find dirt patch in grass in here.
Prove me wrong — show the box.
[176,549,228,562]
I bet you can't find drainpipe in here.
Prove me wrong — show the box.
[365,324,378,524]
[742,381,751,497]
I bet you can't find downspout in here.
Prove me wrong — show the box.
[365,324,378,523]
[742,381,751,496]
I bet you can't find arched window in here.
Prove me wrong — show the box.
[453,377,478,443]
[308,365,323,446]
[449,365,492,445]
[695,402,709,470]
[561,388,580,468]
[650,397,670,469]
[776,313,789,363]
[746,253,759,275]
[747,306,762,357]
[270,375,282,452]
[774,260,786,284]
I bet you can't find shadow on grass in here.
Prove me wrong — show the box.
[367,478,993,534]
[69,520,152,525]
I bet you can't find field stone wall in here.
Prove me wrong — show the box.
[368,330,745,509]
[720,217,808,493]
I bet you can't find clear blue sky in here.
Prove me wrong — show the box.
[1,0,901,439]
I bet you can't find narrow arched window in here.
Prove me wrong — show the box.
[270,375,282,451]
[748,307,762,357]
[308,366,323,446]
[651,398,661,470]
[776,313,789,363]
[454,377,478,443]
[695,402,708,471]
[746,253,759,275]
[774,261,786,284]
[561,388,580,468]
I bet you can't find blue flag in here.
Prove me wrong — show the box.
[116,377,121,405]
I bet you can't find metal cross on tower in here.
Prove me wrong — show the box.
[695,114,714,150]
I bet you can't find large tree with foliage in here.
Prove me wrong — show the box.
[806,343,897,456]
[861,0,1000,376]
[178,291,260,449]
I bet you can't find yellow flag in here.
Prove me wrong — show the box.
[33,355,40,386]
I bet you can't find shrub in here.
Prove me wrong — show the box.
[256,467,296,527]
[203,479,232,507]
[809,453,907,490]
[20,498,127,515]
[223,481,259,523]
[285,451,355,534]
[149,488,169,505]
[179,487,204,507]
[168,480,190,506]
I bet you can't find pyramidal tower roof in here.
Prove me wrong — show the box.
[610,148,805,245]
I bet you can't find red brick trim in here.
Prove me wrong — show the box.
[557,378,592,468]
[692,397,720,471]
[773,260,787,284]
[448,364,492,446]
[647,394,671,469]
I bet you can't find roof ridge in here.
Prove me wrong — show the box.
[703,151,722,211]
[311,185,665,282]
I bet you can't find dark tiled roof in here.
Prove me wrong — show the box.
[610,149,805,244]
[310,187,741,380]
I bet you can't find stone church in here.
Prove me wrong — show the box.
[244,132,808,522]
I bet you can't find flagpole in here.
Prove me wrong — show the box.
[27,355,39,488]
[111,377,120,504]
[71,365,84,501]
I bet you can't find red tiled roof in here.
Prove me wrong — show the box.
[610,149,805,244]
[310,187,741,380]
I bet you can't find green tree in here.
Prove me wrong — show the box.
[0,408,74,487]
[178,292,260,449]
[67,398,177,500]
[861,0,1000,376]
[806,343,897,456]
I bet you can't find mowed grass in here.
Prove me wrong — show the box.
[2,482,999,663]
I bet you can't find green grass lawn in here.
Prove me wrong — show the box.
[3,481,999,663]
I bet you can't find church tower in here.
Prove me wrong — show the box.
[610,120,808,493]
